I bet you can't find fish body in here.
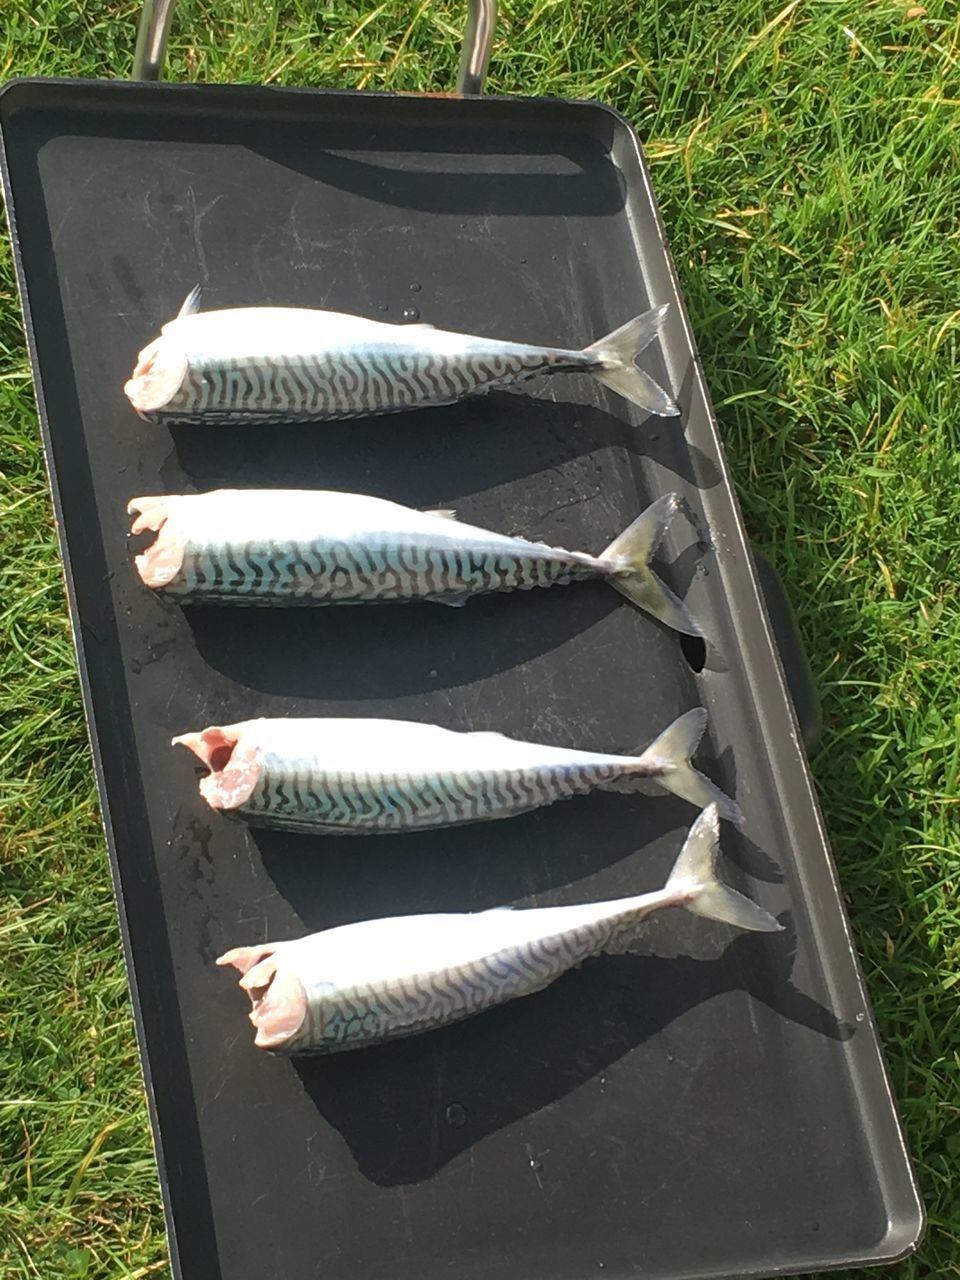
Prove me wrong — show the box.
[217,805,780,1054]
[172,709,741,832]
[128,488,701,636]
[124,291,679,423]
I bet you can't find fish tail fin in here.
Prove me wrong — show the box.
[583,305,680,417]
[601,494,702,636]
[636,709,742,823]
[666,805,782,932]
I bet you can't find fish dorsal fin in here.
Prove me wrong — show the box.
[178,285,203,318]
[423,507,458,520]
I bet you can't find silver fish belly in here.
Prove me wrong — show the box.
[127,488,701,636]
[216,805,780,1055]
[124,291,679,423]
[172,711,741,832]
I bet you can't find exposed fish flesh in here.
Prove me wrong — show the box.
[124,289,680,423]
[217,805,780,1053]
[128,488,701,636]
[172,709,741,832]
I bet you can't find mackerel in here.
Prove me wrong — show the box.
[124,289,680,424]
[172,710,741,833]
[129,488,702,636]
[217,805,780,1054]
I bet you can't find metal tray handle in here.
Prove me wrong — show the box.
[133,0,497,93]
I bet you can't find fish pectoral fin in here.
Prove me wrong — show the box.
[422,507,459,520]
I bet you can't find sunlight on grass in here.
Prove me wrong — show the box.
[1,1,958,1277]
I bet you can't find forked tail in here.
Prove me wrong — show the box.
[638,708,742,823]
[601,493,702,637]
[666,805,781,931]
[583,305,680,417]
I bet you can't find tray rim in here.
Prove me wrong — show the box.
[0,73,926,1279]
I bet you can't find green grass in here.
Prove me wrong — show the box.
[1,1,958,1276]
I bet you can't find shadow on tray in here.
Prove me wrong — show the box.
[167,391,722,498]
[289,919,851,1188]
[185,582,627,698]
[249,800,848,1187]
[252,795,723,916]
[245,128,628,219]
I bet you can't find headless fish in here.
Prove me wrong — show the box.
[172,709,741,833]
[128,488,701,636]
[124,288,680,424]
[217,805,781,1054]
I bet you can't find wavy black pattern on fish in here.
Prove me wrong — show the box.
[291,923,616,1054]
[162,538,595,604]
[236,762,627,832]
[143,347,591,424]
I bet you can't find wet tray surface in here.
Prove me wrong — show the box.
[0,79,922,1280]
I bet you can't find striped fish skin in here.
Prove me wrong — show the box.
[128,489,598,606]
[215,805,781,1055]
[124,293,680,423]
[129,488,703,635]
[172,711,742,833]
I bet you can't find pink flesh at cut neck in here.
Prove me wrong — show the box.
[216,945,308,1049]
[127,497,186,588]
[124,338,188,413]
[172,726,261,810]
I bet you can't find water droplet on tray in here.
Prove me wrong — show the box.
[409,282,422,293]
[445,1103,466,1127]
[129,657,142,674]
[378,302,389,312]
[529,1157,543,1172]
[402,306,420,321]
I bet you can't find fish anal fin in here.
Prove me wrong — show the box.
[603,919,649,955]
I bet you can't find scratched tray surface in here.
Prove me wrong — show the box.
[0,80,920,1280]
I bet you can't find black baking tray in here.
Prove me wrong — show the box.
[0,78,923,1280]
